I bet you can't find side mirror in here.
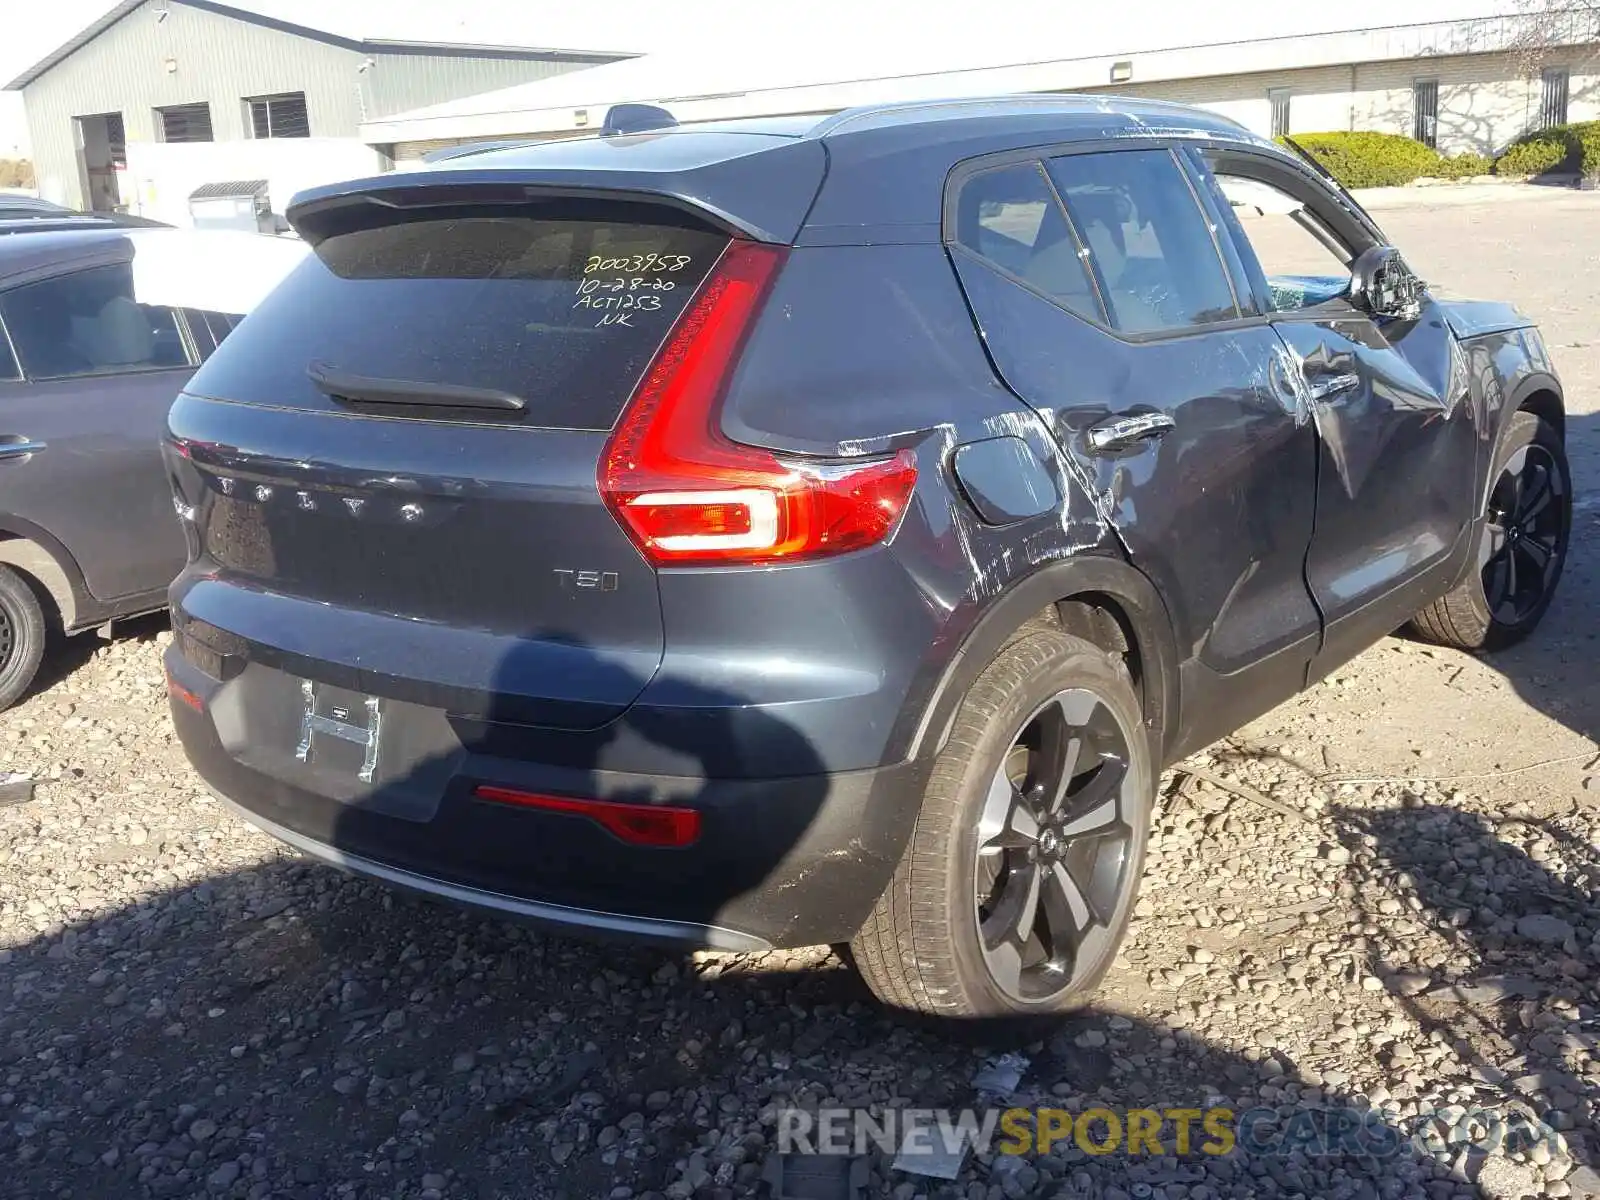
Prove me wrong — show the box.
[1350,245,1426,320]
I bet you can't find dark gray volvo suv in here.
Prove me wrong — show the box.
[163,98,1570,1017]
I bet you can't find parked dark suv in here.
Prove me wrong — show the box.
[164,98,1570,1018]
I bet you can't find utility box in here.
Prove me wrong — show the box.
[188,180,273,233]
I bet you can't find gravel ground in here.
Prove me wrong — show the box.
[0,190,1597,1200]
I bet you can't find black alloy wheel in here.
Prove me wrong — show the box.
[1480,441,1567,626]
[1411,411,1571,652]
[974,689,1138,1003]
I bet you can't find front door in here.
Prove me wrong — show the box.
[945,147,1322,757]
[1193,148,1480,676]
[0,262,193,602]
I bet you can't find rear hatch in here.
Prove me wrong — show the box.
[167,192,736,728]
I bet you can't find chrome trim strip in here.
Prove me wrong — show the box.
[212,792,773,953]
[0,440,47,460]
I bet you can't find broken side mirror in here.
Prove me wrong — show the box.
[1350,245,1426,321]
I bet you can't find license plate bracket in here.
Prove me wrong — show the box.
[295,679,383,783]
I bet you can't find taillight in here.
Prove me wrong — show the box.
[599,240,917,566]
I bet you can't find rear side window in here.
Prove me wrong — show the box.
[952,163,1104,325]
[0,327,17,382]
[0,263,189,379]
[1046,150,1239,334]
[197,209,727,430]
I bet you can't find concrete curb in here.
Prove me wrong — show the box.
[1351,180,1597,209]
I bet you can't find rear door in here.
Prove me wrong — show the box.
[167,199,733,734]
[1192,148,1478,675]
[0,261,192,601]
[945,146,1322,756]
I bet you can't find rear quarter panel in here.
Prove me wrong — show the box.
[630,241,1117,775]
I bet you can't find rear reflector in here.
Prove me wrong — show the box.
[473,785,701,847]
[166,671,204,713]
[600,240,917,566]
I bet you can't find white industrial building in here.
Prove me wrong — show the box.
[363,11,1600,166]
[5,0,632,225]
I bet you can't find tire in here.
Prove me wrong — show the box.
[0,565,46,711]
[1411,411,1571,652]
[850,630,1153,1018]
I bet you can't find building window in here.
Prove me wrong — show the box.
[1268,88,1291,138]
[1413,79,1439,148]
[1540,67,1570,129]
[105,112,127,168]
[156,102,214,143]
[246,92,310,139]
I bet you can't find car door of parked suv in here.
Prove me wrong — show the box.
[945,147,1322,756]
[1189,147,1479,678]
[0,261,193,602]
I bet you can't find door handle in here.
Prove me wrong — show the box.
[1084,412,1175,455]
[0,439,46,461]
[1305,372,1360,402]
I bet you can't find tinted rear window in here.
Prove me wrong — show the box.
[190,207,727,429]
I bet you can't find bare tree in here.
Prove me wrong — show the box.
[1506,1,1600,74]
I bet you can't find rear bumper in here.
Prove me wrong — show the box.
[168,645,926,949]
[210,790,775,951]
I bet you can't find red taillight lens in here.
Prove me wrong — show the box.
[599,240,917,566]
[473,785,701,848]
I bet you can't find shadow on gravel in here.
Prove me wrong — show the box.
[1456,408,1599,753]
[1338,799,1600,1193]
[0,849,1551,1200]
[22,610,170,705]
[13,405,1596,1200]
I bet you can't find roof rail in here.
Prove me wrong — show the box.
[811,93,1253,137]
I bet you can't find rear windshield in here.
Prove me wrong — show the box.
[187,205,727,429]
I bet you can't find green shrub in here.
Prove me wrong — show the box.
[1576,123,1600,176]
[1494,120,1600,177]
[1496,133,1575,176]
[1275,131,1443,189]
[1436,152,1493,178]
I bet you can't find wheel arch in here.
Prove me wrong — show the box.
[1479,373,1565,513]
[1510,374,1564,444]
[903,553,1182,769]
[0,516,89,632]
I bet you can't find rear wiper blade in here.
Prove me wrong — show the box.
[307,361,526,413]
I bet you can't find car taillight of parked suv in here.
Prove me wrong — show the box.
[164,99,1570,1017]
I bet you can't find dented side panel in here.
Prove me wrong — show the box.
[949,256,1322,698]
[1273,299,1481,674]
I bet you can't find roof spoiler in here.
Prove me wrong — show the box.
[420,140,540,164]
